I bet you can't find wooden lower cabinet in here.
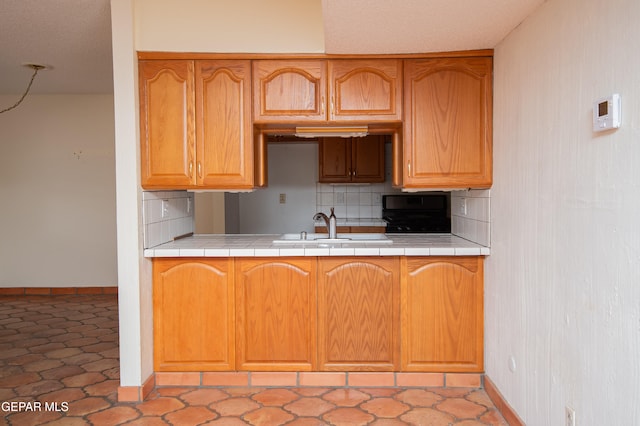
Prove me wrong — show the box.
[153,258,234,371]
[318,257,400,371]
[152,255,484,373]
[235,258,317,370]
[401,257,484,372]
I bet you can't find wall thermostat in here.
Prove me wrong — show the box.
[593,93,621,132]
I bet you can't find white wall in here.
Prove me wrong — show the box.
[194,192,225,234]
[0,95,117,287]
[111,0,149,388]
[488,0,640,424]
[134,0,324,53]
[239,143,318,233]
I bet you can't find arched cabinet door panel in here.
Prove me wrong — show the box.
[196,60,253,189]
[235,258,317,370]
[153,258,234,371]
[139,60,195,188]
[403,57,492,189]
[329,59,402,122]
[401,256,484,372]
[253,60,327,122]
[318,257,400,371]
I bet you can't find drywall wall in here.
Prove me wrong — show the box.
[488,0,640,424]
[239,143,318,234]
[0,94,117,288]
[134,0,324,53]
[111,0,148,388]
[194,192,225,234]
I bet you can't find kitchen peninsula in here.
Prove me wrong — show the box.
[139,49,492,385]
[146,233,487,378]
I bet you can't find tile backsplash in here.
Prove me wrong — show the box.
[142,187,491,249]
[142,191,194,249]
[315,181,402,219]
[451,189,491,247]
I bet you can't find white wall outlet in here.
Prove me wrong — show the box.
[187,197,192,213]
[566,406,576,426]
[279,193,286,204]
[460,198,468,216]
[161,199,169,218]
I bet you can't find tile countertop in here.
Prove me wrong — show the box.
[143,234,490,258]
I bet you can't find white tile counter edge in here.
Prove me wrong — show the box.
[143,234,490,257]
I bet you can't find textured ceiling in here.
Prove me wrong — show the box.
[0,0,544,95]
[322,0,544,54]
[0,0,113,94]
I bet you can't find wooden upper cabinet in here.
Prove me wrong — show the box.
[328,59,402,122]
[253,59,402,123]
[140,59,253,189]
[319,135,385,183]
[403,57,493,189]
[253,60,327,122]
[351,136,386,182]
[139,60,195,188]
[401,257,484,372]
[196,60,253,189]
[319,137,351,182]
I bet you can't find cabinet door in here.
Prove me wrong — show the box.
[139,60,195,189]
[196,60,253,189]
[329,59,403,121]
[403,57,492,189]
[319,135,385,183]
[153,258,234,371]
[318,257,400,370]
[351,135,385,183]
[401,257,484,372]
[253,60,327,122]
[319,137,352,182]
[236,258,317,370]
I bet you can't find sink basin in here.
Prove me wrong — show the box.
[273,233,392,245]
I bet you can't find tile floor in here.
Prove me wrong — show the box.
[0,294,509,425]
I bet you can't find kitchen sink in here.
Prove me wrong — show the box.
[273,233,392,244]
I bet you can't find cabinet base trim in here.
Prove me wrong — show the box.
[151,371,483,391]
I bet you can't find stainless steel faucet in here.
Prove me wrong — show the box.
[313,207,337,239]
